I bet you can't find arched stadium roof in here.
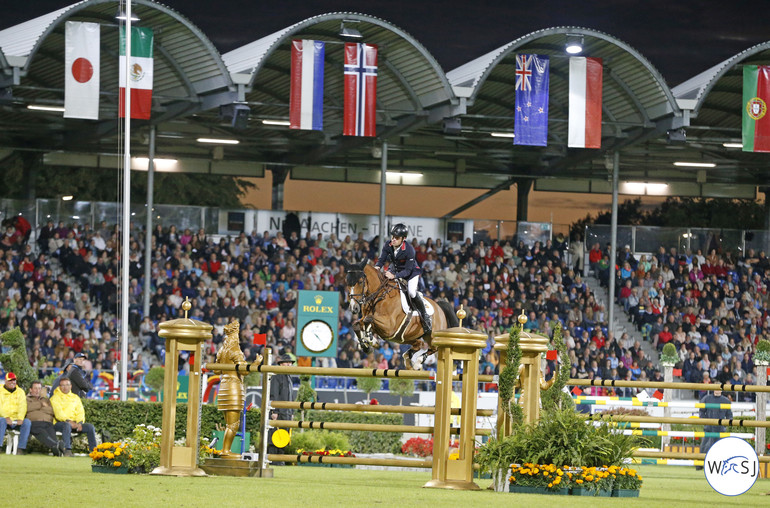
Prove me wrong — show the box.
[668,42,770,191]
[0,0,234,154]
[0,5,769,202]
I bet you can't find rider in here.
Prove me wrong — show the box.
[375,223,431,335]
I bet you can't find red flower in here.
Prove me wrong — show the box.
[370,399,379,405]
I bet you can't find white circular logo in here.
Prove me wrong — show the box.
[704,437,759,496]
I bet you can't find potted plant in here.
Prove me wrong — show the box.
[754,339,770,366]
[90,442,130,474]
[509,463,571,495]
[659,342,679,367]
[610,466,643,497]
[571,466,614,496]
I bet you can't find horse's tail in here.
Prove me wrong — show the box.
[437,301,459,328]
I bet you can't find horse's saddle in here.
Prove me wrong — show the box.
[398,289,434,317]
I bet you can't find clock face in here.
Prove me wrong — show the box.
[301,320,334,353]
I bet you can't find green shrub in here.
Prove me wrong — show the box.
[305,410,403,454]
[476,409,648,474]
[356,377,382,401]
[287,430,350,454]
[660,342,679,365]
[388,377,414,405]
[0,328,36,389]
[81,400,261,447]
[144,367,165,394]
[755,339,770,364]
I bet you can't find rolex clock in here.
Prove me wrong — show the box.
[300,319,334,353]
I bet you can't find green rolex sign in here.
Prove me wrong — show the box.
[296,290,339,357]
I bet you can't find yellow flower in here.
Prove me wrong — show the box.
[105,451,114,459]
[115,450,122,456]
[557,469,564,476]
[553,477,561,484]
[510,477,516,483]
[576,479,583,484]
[586,475,594,481]
[113,461,122,467]
[548,483,553,488]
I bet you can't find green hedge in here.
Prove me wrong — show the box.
[305,410,403,454]
[82,400,261,444]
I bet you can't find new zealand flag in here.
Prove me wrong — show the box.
[514,54,550,147]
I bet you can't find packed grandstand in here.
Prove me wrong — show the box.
[0,214,765,400]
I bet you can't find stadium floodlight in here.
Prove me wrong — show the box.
[673,161,716,168]
[722,142,743,148]
[565,34,584,54]
[27,104,65,112]
[490,132,515,138]
[340,21,363,39]
[115,8,140,21]
[261,119,291,126]
[197,138,240,145]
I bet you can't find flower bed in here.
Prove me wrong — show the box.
[508,463,641,496]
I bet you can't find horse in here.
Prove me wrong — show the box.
[341,258,458,369]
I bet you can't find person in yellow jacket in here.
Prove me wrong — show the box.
[50,378,97,455]
[0,372,31,455]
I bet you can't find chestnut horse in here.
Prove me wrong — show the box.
[342,259,458,369]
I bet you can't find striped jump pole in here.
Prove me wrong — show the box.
[618,430,755,439]
[586,414,770,428]
[203,363,495,383]
[574,398,754,410]
[268,419,491,436]
[568,378,770,393]
[271,401,494,417]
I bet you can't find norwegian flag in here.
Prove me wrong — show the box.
[343,42,378,137]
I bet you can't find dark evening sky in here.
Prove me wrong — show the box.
[3,0,766,86]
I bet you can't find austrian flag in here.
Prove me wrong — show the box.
[343,43,378,137]
[290,40,325,131]
[119,26,154,119]
[568,57,603,149]
[64,21,100,120]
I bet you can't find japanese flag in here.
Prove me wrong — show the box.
[64,21,100,120]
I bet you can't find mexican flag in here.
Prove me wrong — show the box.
[119,26,153,119]
[742,65,770,152]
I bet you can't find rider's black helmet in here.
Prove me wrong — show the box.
[390,223,408,238]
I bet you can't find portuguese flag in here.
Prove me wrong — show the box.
[119,26,153,119]
[742,65,770,152]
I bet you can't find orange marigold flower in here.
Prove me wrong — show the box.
[113,461,121,467]
[576,479,583,484]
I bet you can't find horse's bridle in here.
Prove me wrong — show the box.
[348,268,397,313]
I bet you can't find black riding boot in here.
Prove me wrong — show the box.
[412,296,432,335]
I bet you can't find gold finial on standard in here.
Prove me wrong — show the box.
[456,305,466,328]
[182,297,192,318]
[518,310,527,325]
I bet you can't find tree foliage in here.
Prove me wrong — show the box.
[0,164,255,207]
[572,197,766,233]
[0,328,36,390]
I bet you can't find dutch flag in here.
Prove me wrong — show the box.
[343,42,378,137]
[290,40,325,131]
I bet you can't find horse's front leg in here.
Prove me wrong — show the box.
[354,316,377,353]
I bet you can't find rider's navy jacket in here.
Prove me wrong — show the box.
[375,241,421,280]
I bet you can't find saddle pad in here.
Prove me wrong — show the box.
[399,291,434,317]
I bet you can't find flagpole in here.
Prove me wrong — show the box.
[120,0,133,402]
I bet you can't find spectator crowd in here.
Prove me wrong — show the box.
[0,213,768,403]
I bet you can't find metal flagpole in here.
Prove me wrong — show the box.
[379,141,388,241]
[143,125,155,318]
[120,1,133,401]
[608,151,619,336]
